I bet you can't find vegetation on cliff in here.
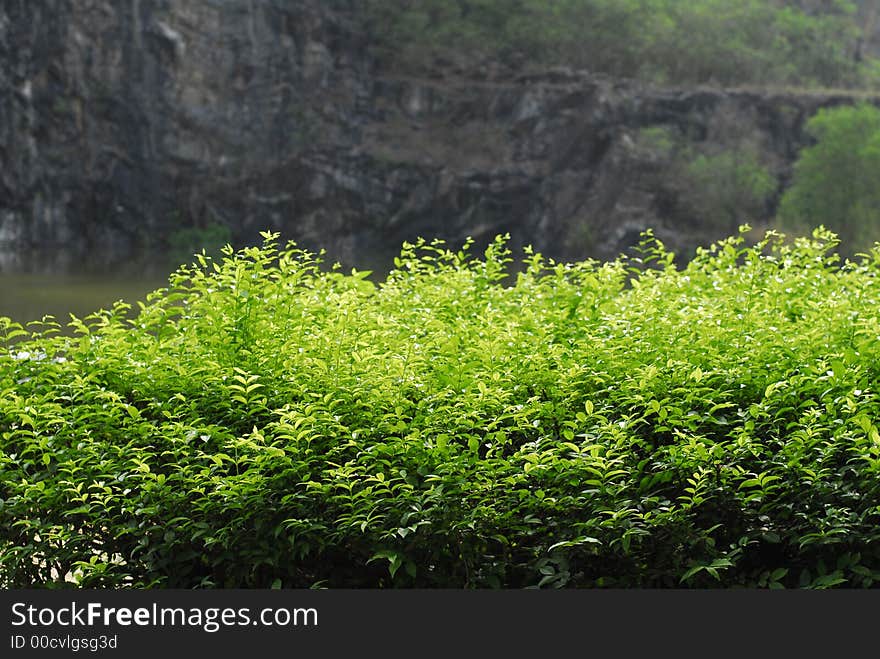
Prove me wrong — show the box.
[365,0,878,89]
[3,228,880,588]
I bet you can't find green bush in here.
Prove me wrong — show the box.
[634,127,776,236]
[684,147,776,234]
[4,228,880,588]
[778,102,880,254]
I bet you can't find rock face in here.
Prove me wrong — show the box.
[0,1,877,273]
[0,0,372,272]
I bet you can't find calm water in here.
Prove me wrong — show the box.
[0,271,171,328]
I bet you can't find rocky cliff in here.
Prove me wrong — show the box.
[1,0,878,274]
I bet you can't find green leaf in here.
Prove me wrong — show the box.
[680,565,705,583]
[770,568,788,582]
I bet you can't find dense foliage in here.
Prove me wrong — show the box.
[3,228,880,588]
[779,103,880,253]
[364,0,876,89]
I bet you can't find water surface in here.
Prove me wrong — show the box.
[0,271,171,329]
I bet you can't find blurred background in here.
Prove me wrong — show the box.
[3,0,880,323]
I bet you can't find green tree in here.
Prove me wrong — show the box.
[777,102,880,252]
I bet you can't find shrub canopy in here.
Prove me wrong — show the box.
[3,228,880,588]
